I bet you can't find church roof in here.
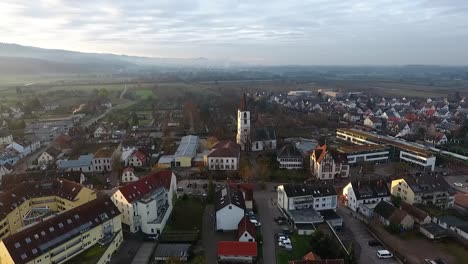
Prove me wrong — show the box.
[239,93,248,111]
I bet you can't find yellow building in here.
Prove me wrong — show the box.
[391,179,416,204]
[391,176,455,209]
[0,196,122,264]
[0,179,96,240]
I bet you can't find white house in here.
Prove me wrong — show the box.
[93,124,110,139]
[127,150,146,167]
[122,167,138,183]
[215,186,246,231]
[277,184,338,212]
[0,131,13,145]
[364,117,382,129]
[424,132,448,146]
[92,147,116,172]
[37,147,62,165]
[310,144,349,180]
[342,180,391,217]
[238,216,256,242]
[205,140,240,171]
[111,170,177,234]
[7,137,41,158]
[276,143,303,170]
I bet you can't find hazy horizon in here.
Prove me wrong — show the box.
[1,0,468,65]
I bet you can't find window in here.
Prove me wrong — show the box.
[244,112,247,118]
[229,206,232,209]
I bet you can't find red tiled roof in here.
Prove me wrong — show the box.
[2,196,119,264]
[314,145,328,163]
[229,182,254,201]
[217,241,257,257]
[132,150,146,161]
[208,140,240,158]
[119,170,173,203]
[123,167,134,173]
[238,216,256,240]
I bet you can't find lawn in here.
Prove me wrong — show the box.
[135,89,154,99]
[165,197,205,231]
[66,243,108,264]
[276,234,311,264]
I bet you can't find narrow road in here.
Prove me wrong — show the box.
[254,187,278,264]
[83,101,136,128]
[120,84,128,99]
[202,205,217,264]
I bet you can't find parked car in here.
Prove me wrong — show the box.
[368,240,382,247]
[424,259,437,264]
[274,216,286,222]
[277,220,286,225]
[283,244,293,251]
[143,234,159,241]
[246,211,255,217]
[202,183,208,189]
[250,219,261,227]
[454,182,464,188]
[275,233,286,239]
[278,236,287,242]
[376,250,393,259]
[278,239,291,247]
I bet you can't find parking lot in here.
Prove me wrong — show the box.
[337,205,399,264]
[443,175,468,194]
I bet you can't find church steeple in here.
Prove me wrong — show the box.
[239,93,248,111]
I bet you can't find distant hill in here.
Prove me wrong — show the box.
[0,43,233,75]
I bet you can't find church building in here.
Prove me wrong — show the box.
[236,93,277,152]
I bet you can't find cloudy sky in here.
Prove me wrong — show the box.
[1,0,468,65]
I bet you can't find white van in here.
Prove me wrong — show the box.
[377,250,393,259]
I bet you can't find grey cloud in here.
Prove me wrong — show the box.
[1,0,468,64]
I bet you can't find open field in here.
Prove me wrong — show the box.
[165,198,205,231]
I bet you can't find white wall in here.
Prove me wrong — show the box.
[208,157,238,170]
[216,205,245,231]
[239,231,255,242]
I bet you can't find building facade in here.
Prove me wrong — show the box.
[277,143,303,170]
[310,145,349,180]
[342,180,391,217]
[0,196,122,264]
[111,171,177,234]
[0,179,96,240]
[215,186,246,231]
[205,140,240,171]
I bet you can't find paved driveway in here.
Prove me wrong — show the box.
[254,185,283,264]
[110,232,143,264]
[337,205,399,264]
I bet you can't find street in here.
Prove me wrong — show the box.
[337,205,399,264]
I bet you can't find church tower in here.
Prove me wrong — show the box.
[236,93,251,151]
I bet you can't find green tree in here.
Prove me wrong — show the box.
[391,195,403,208]
[130,112,139,126]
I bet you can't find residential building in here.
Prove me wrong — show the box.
[0,164,13,183]
[0,196,122,264]
[215,186,246,231]
[342,180,391,217]
[217,241,257,263]
[205,140,240,171]
[400,202,431,225]
[57,154,94,172]
[277,184,337,212]
[111,171,177,234]
[391,175,455,209]
[93,147,116,172]
[0,148,20,166]
[433,215,468,240]
[337,144,389,165]
[0,179,96,240]
[364,116,382,129]
[310,145,349,180]
[424,132,448,146]
[373,201,414,230]
[336,128,436,171]
[229,183,254,210]
[127,150,146,167]
[0,130,13,145]
[93,124,110,139]
[238,216,256,242]
[7,137,41,158]
[277,143,304,170]
[37,147,62,165]
[121,167,138,183]
[173,135,199,167]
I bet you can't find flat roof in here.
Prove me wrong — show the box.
[154,243,191,259]
[338,144,390,154]
[287,208,323,224]
[337,128,433,158]
[174,135,199,158]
